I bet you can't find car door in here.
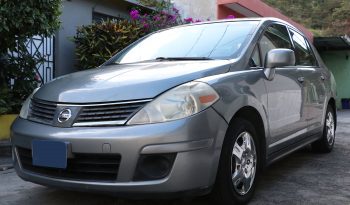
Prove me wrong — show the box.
[289,29,326,135]
[259,24,308,152]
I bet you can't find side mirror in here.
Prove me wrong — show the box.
[264,49,295,80]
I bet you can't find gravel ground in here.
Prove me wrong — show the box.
[1,111,350,205]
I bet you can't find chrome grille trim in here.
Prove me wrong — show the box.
[73,99,151,126]
[56,99,152,107]
[28,98,57,125]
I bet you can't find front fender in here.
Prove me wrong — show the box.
[197,69,269,152]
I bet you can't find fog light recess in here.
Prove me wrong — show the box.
[133,153,176,181]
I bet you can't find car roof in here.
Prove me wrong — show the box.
[202,17,298,30]
[167,17,300,35]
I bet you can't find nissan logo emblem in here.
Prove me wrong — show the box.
[58,109,72,123]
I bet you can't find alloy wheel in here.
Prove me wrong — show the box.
[326,112,335,145]
[231,131,257,195]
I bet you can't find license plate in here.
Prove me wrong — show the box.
[32,140,68,169]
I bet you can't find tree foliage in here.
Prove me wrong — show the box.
[0,47,41,114]
[263,0,350,36]
[0,0,61,54]
[0,0,61,114]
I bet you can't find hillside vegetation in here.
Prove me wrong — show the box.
[263,0,350,36]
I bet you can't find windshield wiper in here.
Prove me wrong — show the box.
[155,57,213,61]
[105,57,213,66]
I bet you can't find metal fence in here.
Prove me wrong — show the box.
[25,36,55,84]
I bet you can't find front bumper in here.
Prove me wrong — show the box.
[11,107,228,196]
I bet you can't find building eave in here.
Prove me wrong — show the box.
[123,0,155,11]
[314,36,350,51]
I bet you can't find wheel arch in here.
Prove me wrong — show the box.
[229,106,268,168]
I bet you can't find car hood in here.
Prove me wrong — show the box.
[34,60,231,103]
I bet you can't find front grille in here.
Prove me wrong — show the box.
[17,147,121,182]
[73,100,150,126]
[29,99,56,125]
[28,98,150,127]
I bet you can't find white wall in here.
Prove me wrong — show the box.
[55,0,131,76]
[171,0,217,21]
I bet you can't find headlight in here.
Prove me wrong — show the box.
[19,88,40,119]
[127,81,219,125]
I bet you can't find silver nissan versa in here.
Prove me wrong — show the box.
[11,18,336,204]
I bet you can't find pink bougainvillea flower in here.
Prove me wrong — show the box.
[143,22,150,29]
[169,14,177,22]
[128,6,203,32]
[172,7,179,13]
[160,11,169,16]
[184,17,193,23]
[153,15,161,21]
[130,10,140,20]
[226,14,235,19]
[140,16,147,23]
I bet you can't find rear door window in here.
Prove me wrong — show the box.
[289,29,317,66]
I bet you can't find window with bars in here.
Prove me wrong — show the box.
[92,12,124,23]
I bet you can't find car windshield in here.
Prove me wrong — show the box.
[110,21,259,64]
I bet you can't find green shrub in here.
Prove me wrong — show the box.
[1,46,41,113]
[74,20,145,70]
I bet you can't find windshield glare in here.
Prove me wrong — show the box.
[112,21,259,64]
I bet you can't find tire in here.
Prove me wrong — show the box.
[212,118,260,205]
[311,105,336,153]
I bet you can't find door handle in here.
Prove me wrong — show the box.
[297,77,304,83]
[320,75,325,81]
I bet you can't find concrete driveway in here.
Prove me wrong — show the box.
[1,111,350,205]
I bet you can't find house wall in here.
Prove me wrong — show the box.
[55,0,131,77]
[320,50,350,108]
[172,0,217,21]
[217,5,245,19]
